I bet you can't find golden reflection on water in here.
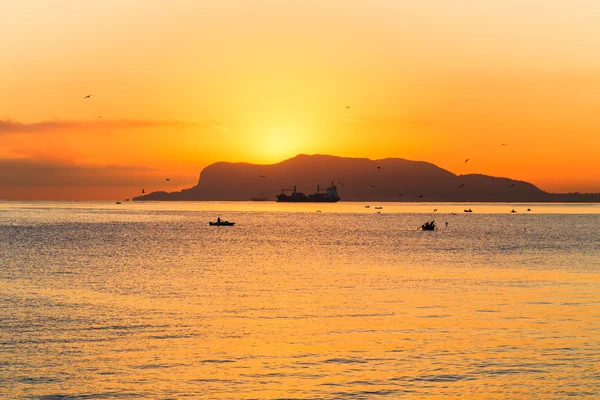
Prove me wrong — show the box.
[3,200,600,214]
[0,202,599,398]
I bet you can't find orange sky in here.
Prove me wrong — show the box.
[1,0,599,200]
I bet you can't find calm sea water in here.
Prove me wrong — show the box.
[1,202,599,399]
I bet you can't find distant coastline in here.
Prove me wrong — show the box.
[133,154,600,203]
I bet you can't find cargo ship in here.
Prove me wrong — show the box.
[276,182,340,203]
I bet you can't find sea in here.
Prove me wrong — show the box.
[1,201,599,399]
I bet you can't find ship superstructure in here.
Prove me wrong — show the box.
[276,182,340,202]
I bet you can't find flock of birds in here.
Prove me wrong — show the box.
[106,100,515,200]
[256,103,515,200]
[257,148,518,202]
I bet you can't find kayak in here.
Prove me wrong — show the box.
[209,221,235,226]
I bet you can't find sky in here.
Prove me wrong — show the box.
[1,0,600,200]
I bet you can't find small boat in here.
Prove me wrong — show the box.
[125,198,130,202]
[209,221,235,226]
[419,220,436,231]
[464,209,472,213]
[374,206,383,210]
[365,205,370,208]
[116,201,121,204]
[511,209,517,213]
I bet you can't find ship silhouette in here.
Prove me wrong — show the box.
[276,182,340,203]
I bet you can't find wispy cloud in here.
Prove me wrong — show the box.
[0,158,160,187]
[0,119,200,134]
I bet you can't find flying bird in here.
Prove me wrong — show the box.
[166,178,170,182]
[346,106,350,109]
[419,194,423,198]
[369,184,376,188]
[260,175,266,178]
[464,159,469,163]
[501,143,508,146]
[398,193,403,196]
[509,184,515,188]
[458,184,465,188]
[377,166,381,170]
[83,94,93,99]
[337,182,344,187]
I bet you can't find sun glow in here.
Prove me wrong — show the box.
[252,122,308,163]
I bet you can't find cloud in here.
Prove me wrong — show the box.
[0,158,162,187]
[0,119,200,134]
[211,124,229,131]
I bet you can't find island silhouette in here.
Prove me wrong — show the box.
[133,154,600,202]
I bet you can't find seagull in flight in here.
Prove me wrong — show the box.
[83,94,93,99]
[419,194,423,198]
[260,175,266,178]
[501,143,508,146]
[464,159,469,164]
[166,178,170,182]
[337,182,344,187]
[459,184,465,188]
[377,166,381,170]
[509,184,515,188]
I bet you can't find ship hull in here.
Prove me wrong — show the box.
[276,195,340,203]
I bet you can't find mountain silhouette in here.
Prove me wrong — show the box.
[133,154,600,202]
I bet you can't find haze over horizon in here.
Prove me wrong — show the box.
[2,1,600,200]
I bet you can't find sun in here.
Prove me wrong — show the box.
[257,124,304,163]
